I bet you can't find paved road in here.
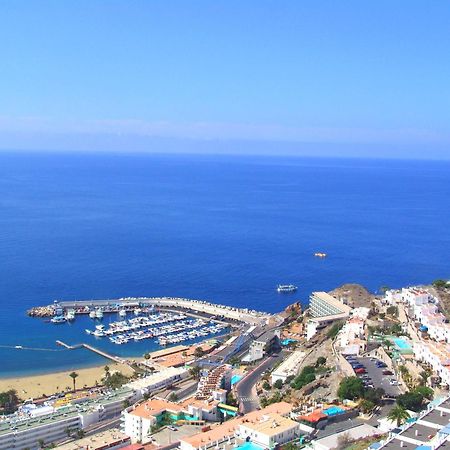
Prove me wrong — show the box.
[236,353,284,414]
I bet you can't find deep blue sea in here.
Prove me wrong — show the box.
[1,152,449,377]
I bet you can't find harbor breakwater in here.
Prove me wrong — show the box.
[27,296,272,325]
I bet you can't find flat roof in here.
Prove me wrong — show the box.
[130,398,183,419]
[180,402,293,449]
[240,413,299,437]
[55,428,130,449]
[400,423,437,442]
[0,386,135,437]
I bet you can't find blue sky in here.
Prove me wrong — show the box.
[0,1,449,158]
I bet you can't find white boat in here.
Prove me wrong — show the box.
[95,309,104,320]
[89,310,96,319]
[119,309,127,318]
[277,284,298,293]
[66,309,75,321]
[51,316,67,324]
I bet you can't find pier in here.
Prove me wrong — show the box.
[56,340,127,365]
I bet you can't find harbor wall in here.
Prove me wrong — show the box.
[38,297,270,325]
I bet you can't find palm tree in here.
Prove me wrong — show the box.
[388,405,410,427]
[69,372,79,392]
[189,366,201,379]
[104,365,111,379]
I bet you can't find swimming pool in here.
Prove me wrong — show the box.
[231,374,243,385]
[323,406,345,416]
[235,442,264,450]
[392,337,412,351]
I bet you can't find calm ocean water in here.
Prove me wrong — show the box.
[0,152,449,377]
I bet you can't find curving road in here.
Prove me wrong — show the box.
[235,352,284,414]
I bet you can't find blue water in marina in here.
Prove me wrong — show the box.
[1,151,449,377]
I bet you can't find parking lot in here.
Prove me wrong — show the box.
[345,356,402,397]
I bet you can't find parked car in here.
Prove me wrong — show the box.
[355,368,366,374]
[383,370,394,375]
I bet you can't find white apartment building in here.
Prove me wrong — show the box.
[402,287,435,306]
[237,413,301,448]
[179,402,294,450]
[414,341,450,387]
[271,351,305,384]
[123,397,221,444]
[125,366,188,396]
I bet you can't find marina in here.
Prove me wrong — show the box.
[84,312,229,345]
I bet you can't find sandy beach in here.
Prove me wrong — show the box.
[0,363,135,399]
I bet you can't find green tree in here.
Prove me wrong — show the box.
[388,405,410,427]
[363,387,385,405]
[386,306,398,317]
[168,392,178,402]
[419,369,432,386]
[104,365,110,378]
[193,347,204,358]
[189,366,201,379]
[282,443,298,450]
[104,371,129,389]
[291,366,316,390]
[69,372,79,392]
[396,392,425,412]
[433,279,449,289]
[0,389,20,414]
[273,379,283,389]
[315,356,327,367]
[359,399,375,413]
[337,377,365,400]
[226,391,238,407]
[262,381,271,391]
[413,386,433,400]
[327,321,344,339]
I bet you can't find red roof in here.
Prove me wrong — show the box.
[121,445,144,450]
[298,410,327,423]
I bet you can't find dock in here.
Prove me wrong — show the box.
[56,340,127,365]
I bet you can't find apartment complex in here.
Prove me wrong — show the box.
[179,402,295,450]
[376,396,450,450]
[195,364,231,401]
[123,397,222,444]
